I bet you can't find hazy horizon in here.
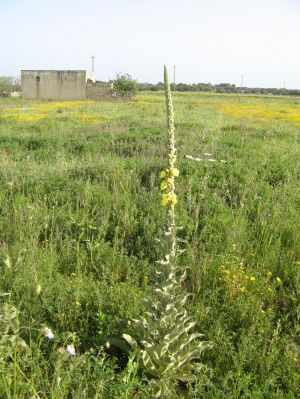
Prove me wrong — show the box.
[1,0,299,89]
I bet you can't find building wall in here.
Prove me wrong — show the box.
[86,81,116,100]
[86,71,95,82]
[21,70,87,100]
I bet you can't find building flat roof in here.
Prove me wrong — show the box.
[21,70,86,72]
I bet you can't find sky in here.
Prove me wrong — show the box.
[1,0,300,89]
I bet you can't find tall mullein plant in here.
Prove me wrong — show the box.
[123,66,211,398]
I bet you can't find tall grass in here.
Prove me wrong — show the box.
[0,87,299,397]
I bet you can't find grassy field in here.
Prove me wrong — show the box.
[0,92,299,398]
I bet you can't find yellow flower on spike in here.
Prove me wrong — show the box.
[160,170,167,179]
[161,193,171,206]
[170,193,177,205]
[170,167,179,177]
[161,192,177,206]
[160,181,168,191]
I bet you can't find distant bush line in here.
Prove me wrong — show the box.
[137,82,300,96]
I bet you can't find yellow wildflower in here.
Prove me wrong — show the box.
[36,284,42,295]
[160,170,167,178]
[250,276,256,281]
[143,276,149,284]
[276,277,282,283]
[267,271,272,277]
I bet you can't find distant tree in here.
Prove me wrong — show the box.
[13,78,21,92]
[0,76,13,94]
[0,76,21,94]
[113,73,137,98]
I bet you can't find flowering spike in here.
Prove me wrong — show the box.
[121,66,211,397]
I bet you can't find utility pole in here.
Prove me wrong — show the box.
[283,80,286,89]
[173,65,176,91]
[91,55,95,73]
[240,74,244,88]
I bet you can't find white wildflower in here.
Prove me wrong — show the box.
[44,327,54,340]
[66,344,76,356]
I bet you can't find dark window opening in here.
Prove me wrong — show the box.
[36,76,40,82]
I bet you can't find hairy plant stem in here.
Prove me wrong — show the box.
[164,65,177,269]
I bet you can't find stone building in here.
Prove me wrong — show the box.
[21,70,114,100]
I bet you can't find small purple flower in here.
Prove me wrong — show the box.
[44,327,54,340]
[66,344,76,356]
